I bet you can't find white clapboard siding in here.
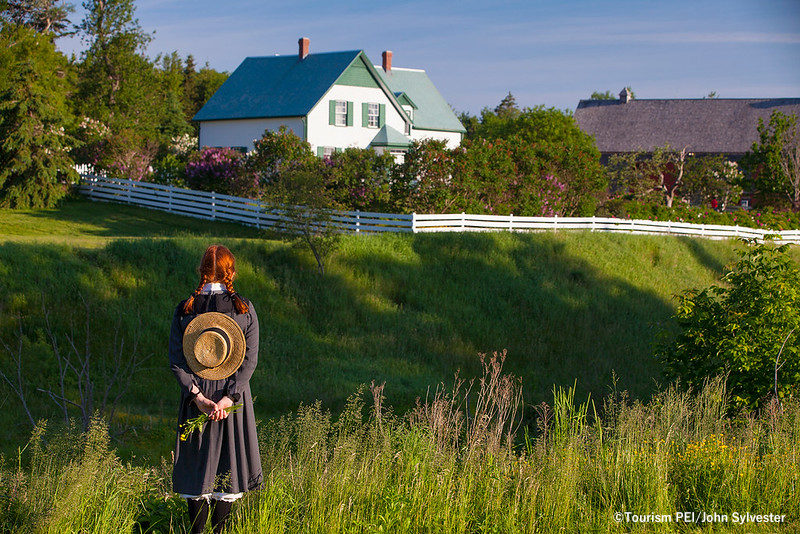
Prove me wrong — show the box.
[77,176,800,243]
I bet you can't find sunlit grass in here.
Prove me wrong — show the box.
[0,199,759,463]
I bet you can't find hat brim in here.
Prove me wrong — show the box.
[183,312,246,380]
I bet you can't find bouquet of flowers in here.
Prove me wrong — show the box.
[180,405,242,441]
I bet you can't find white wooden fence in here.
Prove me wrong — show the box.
[77,176,800,243]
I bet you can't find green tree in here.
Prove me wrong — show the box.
[1,0,74,36]
[326,147,396,212]
[249,127,339,275]
[607,145,691,208]
[393,139,456,213]
[590,90,615,100]
[262,164,339,277]
[743,111,800,210]
[155,51,192,141]
[659,239,800,409]
[494,92,521,119]
[0,24,77,207]
[682,156,743,210]
[474,105,606,215]
[591,87,635,100]
[247,126,317,192]
[182,55,227,127]
[73,0,161,179]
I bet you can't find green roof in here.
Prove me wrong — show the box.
[193,48,464,139]
[370,125,412,148]
[375,68,465,133]
[194,50,365,121]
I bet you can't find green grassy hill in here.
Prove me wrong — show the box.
[0,198,750,461]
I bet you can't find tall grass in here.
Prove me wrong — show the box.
[3,361,797,533]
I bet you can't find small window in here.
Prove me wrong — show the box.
[335,101,348,126]
[368,103,380,128]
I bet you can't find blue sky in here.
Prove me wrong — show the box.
[57,0,800,114]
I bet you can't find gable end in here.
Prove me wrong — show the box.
[337,60,380,88]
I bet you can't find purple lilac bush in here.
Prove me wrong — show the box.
[185,147,248,195]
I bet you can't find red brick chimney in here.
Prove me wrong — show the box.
[299,37,310,60]
[382,50,392,72]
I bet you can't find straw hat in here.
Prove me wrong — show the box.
[182,312,246,380]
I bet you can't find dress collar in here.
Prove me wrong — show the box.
[200,282,226,294]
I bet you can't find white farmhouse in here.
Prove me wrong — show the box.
[193,38,465,159]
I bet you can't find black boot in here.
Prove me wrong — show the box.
[211,499,233,534]
[186,498,209,534]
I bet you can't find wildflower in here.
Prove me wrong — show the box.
[179,405,242,441]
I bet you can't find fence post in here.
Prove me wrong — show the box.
[412,212,417,233]
[126,180,131,204]
[553,214,558,232]
[356,210,361,233]
[211,191,216,220]
[509,213,514,232]
[167,184,173,212]
[591,216,595,232]
[461,212,465,232]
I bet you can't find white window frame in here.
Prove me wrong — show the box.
[335,100,348,127]
[367,103,380,128]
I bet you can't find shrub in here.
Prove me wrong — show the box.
[325,148,397,213]
[247,126,318,193]
[185,146,249,196]
[658,239,800,408]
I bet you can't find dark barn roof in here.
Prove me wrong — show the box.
[574,97,800,156]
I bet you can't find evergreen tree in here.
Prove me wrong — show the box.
[494,92,520,119]
[0,25,77,207]
[1,0,74,36]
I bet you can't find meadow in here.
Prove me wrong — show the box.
[0,198,797,532]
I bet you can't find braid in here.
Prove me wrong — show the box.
[186,245,248,315]
[224,275,249,314]
[182,274,209,315]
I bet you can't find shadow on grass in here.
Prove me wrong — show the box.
[0,231,735,461]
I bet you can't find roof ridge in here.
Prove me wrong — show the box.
[374,66,426,73]
[245,49,362,60]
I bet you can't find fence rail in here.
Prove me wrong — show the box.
[78,176,800,243]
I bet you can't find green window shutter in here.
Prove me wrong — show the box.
[362,103,369,127]
[329,100,336,125]
[336,147,343,153]
[379,104,386,128]
[317,146,325,157]
[346,101,353,126]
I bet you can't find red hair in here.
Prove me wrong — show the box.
[183,245,249,314]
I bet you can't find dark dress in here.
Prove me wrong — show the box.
[169,291,263,495]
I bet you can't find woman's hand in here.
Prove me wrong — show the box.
[213,395,234,420]
[194,394,218,417]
